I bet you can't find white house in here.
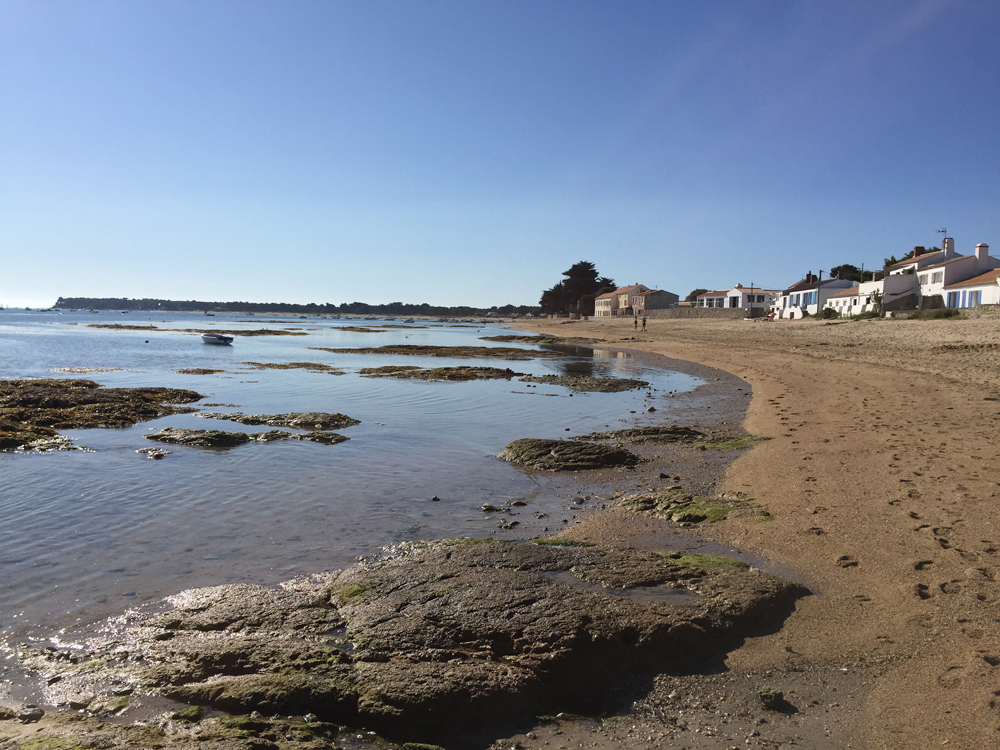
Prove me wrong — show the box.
[824,240,998,316]
[695,284,778,310]
[943,268,1000,308]
[775,274,856,319]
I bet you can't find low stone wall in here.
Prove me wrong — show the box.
[960,304,1000,319]
[644,307,750,320]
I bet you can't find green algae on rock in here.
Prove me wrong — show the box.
[15,539,806,743]
[0,379,202,451]
[308,344,564,360]
[519,374,648,392]
[498,438,640,471]
[574,425,707,443]
[334,326,387,333]
[360,365,526,382]
[241,361,345,374]
[621,489,769,525]
[197,412,360,430]
[175,368,226,375]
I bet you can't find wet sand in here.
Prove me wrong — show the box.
[512,315,1000,750]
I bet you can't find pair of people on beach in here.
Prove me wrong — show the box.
[633,316,647,331]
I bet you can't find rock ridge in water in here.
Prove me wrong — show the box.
[308,345,564,360]
[16,540,806,743]
[0,378,202,451]
[498,438,640,470]
[359,365,526,381]
[145,427,350,447]
[519,374,649,392]
[197,412,361,430]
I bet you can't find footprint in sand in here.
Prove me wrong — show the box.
[914,560,934,570]
[837,555,858,568]
[915,583,932,599]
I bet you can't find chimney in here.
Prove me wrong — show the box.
[873,270,884,281]
[913,246,925,258]
[943,237,955,258]
[976,243,990,262]
[735,283,743,288]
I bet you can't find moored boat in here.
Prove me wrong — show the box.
[201,333,234,345]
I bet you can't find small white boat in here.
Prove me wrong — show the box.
[201,333,233,345]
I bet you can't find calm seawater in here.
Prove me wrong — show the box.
[0,310,699,644]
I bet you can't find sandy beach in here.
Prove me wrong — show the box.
[507,315,1000,749]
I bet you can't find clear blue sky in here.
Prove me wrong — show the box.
[2,0,998,307]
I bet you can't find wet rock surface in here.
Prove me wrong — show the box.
[197,412,361,430]
[518,374,649,392]
[575,425,707,443]
[620,489,770,525]
[308,345,564,360]
[498,438,640,471]
[0,379,202,451]
[240,362,345,374]
[13,540,805,744]
[359,366,526,381]
[479,334,587,344]
[145,428,350,447]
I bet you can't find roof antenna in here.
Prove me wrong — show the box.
[938,228,947,249]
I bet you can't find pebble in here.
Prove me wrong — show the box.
[19,706,44,724]
[647,406,656,412]
[482,503,500,512]
[431,496,440,501]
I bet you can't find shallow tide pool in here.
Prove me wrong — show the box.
[0,310,700,642]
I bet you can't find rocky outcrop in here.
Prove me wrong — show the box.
[145,428,350,448]
[574,425,706,443]
[359,366,526,381]
[308,345,564,360]
[15,540,805,743]
[519,375,648,392]
[197,412,360,430]
[0,379,202,451]
[498,438,640,470]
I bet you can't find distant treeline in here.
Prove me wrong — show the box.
[53,297,541,317]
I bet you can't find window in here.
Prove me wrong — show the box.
[918,274,928,285]
[970,290,981,307]
[947,292,959,308]
[932,271,944,284]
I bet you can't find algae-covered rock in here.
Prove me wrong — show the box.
[621,489,768,525]
[519,375,648,392]
[198,412,360,430]
[575,425,706,443]
[17,540,805,743]
[498,438,640,471]
[360,366,525,382]
[145,428,252,448]
[145,428,350,447]
[0,379,202,451]
[309,345,564,360]
[241,362,345,374]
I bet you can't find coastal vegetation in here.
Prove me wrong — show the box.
[539,261,615,315]
[56,297,541,317]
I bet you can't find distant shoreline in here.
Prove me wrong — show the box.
[50,296,541,318]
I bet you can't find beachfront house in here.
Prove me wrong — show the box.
[943,268,1000,308]
[696,284,778,310]
[823,240,999,315]
[632,289,679,312]
[775,274,856,319]
[594,283,677,316]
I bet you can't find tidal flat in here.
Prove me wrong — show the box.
[0,310,800,749]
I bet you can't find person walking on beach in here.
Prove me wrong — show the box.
[634,316,638,330]
[642,316,647,331]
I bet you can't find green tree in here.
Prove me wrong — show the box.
[540,262,615,314]
[685,288,709,302]
[829,264,873,282]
